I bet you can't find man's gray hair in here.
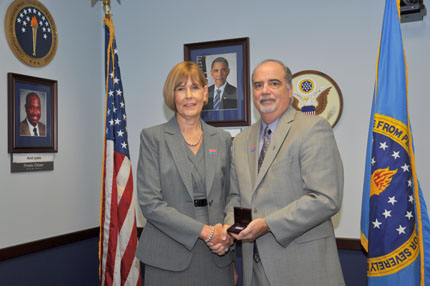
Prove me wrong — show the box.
[252,59,292,89]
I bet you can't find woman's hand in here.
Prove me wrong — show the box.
[207,224,234,256]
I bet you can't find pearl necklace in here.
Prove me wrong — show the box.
[183,126,203,146]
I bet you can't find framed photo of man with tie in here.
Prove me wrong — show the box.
[8,73,58,153]
[184,37,250,127]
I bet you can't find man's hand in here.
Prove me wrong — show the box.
[207,224,235,256]
[230,218,269,241]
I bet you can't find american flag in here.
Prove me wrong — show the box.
[99,15,142,286]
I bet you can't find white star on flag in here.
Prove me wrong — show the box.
[405,211,414,220]
[391,151,400,159]
[382,209,392,218]
[379,142,388,150]
[401,163,410,172]
[373,219,382,229]
[388,196,397,205]
[396,225,406,235]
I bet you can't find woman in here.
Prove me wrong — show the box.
[135,61,235,285]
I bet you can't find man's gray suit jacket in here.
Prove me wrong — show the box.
[225,105,345,286]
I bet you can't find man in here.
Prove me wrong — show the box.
[226,60,344,286]
[20,92,46,136]
[203,57,237,110]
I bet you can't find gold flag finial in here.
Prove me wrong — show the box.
[91,0,121,15]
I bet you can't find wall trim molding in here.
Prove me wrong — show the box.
[336,237,363,251]
[0,227,99,261]
[0,227,363,261]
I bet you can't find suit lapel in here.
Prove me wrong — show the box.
[164,117,194,199]
[203,121,219,197]
[220,83,233,109]
[254,106,296,191]
[23,122,30,135]
[247,122,260,189]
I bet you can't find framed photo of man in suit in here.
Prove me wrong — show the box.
[184,37,250,127]
[8,73,58,153]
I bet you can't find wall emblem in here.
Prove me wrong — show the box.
[292,70,343,127]
[5,0,58,67]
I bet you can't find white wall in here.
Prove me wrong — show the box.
[1,0,429,248]
[111,0,430,239]
[0,1,104,248]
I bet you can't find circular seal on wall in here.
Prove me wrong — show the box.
[5,0,58,67]
[292,70,343,127]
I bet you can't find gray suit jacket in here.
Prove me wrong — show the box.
[226,105,345,286]
[203,82,237,110]
[135,117,234,271]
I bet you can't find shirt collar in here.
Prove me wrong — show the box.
[26,118,40,135]
[215,82,228,94]
[260,117,280,136]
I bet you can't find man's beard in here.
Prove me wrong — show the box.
[258,95,276,113]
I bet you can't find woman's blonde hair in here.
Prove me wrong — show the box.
[163,61,207,112]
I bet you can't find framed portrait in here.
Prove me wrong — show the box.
[184,37,250,127]
[292,70,343,128]
[8,73,58,153]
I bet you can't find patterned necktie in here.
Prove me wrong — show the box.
[33,127,38,136]
[213,89,221,110]
[258,126,271,172]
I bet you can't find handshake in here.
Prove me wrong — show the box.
[200,218,270,256]
[201,223,234,256]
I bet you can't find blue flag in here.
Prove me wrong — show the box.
[360,0,430,285]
